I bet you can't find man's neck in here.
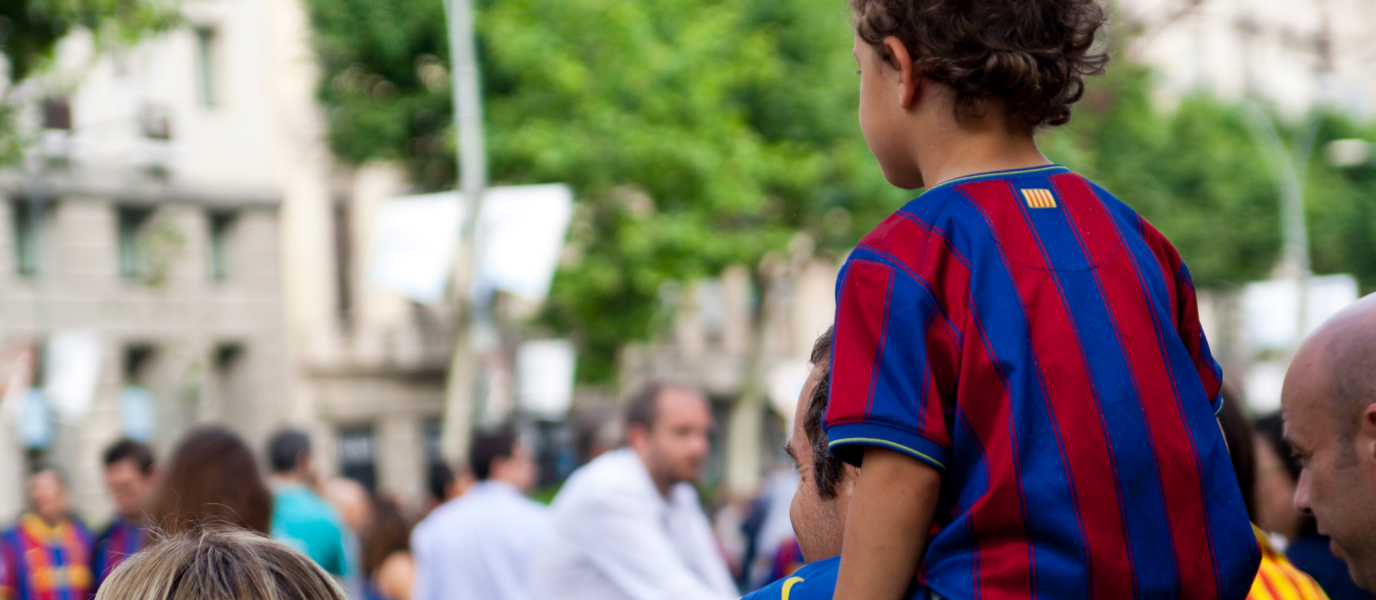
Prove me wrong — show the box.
[630,447,676,499]
[271,474,306,488]
[31,513,64,528]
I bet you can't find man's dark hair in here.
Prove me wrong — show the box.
[267,429,312,474]
[469,427,518,481]
[624,383,667,433]
[103,439,155,475]
[803,327,847,499]
[428,462,454,503]
[28,461,67,487]
[851,0,1109,129]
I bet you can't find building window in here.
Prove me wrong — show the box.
[12,199,42,276]
[119,344,157,443]
[118,206,152,279]
[336,425,377,492]
[42,98,71,130]
[332,198,353,327]
[208,211,235,281]
[139,104,172,141]
[210,342,250,431]
[195,27,218,108]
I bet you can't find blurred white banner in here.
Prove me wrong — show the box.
[1242,274,1360,351]
[766,360,812,427]
[45,331,101,423]
[471,184,574,303]
[515,339,576,419]
[365,191,466,304]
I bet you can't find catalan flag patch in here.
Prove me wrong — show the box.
[1022,188,1057,209]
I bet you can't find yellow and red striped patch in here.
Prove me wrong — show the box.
[1022,188,1057,209]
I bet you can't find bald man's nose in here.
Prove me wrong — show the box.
[1294,469,1314,515]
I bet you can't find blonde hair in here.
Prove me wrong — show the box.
[94,527,347,600]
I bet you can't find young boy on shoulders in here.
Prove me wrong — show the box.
[825,1,1261,599]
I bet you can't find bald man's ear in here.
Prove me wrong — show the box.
[1361,404,1376,456]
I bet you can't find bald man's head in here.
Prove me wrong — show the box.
[1282,293,1376,590]
[1322,305,1376,442]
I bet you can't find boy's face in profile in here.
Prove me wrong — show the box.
[854,35,925,190]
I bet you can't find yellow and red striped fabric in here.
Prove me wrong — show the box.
[1249,525,1329,600]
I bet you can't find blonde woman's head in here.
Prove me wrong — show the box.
[95,526,346,600]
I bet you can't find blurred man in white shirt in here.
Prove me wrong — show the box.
[411,427,549,600]
[533,383,736,600]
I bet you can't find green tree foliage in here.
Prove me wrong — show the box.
[307,0,904,381]
[305,0,1376,381]
[2,0,177,81]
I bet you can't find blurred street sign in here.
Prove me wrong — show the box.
[1242,274,1359,351]
[365,191,466,304]
[44,331,101,423]
[515,339,576,419]
[471,184,574,303]
[1327,139,1373,167]
[17,390,52,449]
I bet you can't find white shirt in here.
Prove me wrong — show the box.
[531,449,737,600]
[411,481,552,600]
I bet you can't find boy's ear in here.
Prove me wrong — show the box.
[882,36,919,109]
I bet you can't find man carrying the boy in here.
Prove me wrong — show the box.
[825,0,1261,599]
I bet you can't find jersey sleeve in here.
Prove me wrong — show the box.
[1139,217,1224,413]
[823,257,957,471]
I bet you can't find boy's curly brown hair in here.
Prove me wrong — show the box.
[852,0,1109,129]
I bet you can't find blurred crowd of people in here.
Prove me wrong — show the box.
[4,305,1376,600]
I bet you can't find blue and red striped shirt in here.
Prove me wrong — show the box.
[92,517,144,591]
[824,165,1260,600]
[0,513,93,600]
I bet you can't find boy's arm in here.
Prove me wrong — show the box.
[834,447,942,600]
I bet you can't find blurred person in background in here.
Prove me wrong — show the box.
[422,463,473,515]
[0,464,94,600]
[1282,295,1376,595]
[361,496,414,600]
[1256,415,1376,600]
[1215,389,1328,600]
[266,429,350,579]
[411,426,548,600]
[93,439,157,590]
[323,478,371,599]
[532,383,735,600]
[738,469,802,590]
[148,425,273,535]
[94,526,347,600]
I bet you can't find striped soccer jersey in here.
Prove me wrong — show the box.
[92,517,144,591]
[0,513,94,600]
[824,165,1260,600]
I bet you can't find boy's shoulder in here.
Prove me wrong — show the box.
[855,166,1143,266]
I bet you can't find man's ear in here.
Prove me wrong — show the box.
[881,36,919,109]
[1362,403,1376,460]
[625,423,648,450]
[839,464,860,498]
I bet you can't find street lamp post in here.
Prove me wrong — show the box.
[438,0,489,466]
[1239,102,1315,359]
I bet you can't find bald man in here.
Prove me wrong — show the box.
[1282,293,1376,591]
